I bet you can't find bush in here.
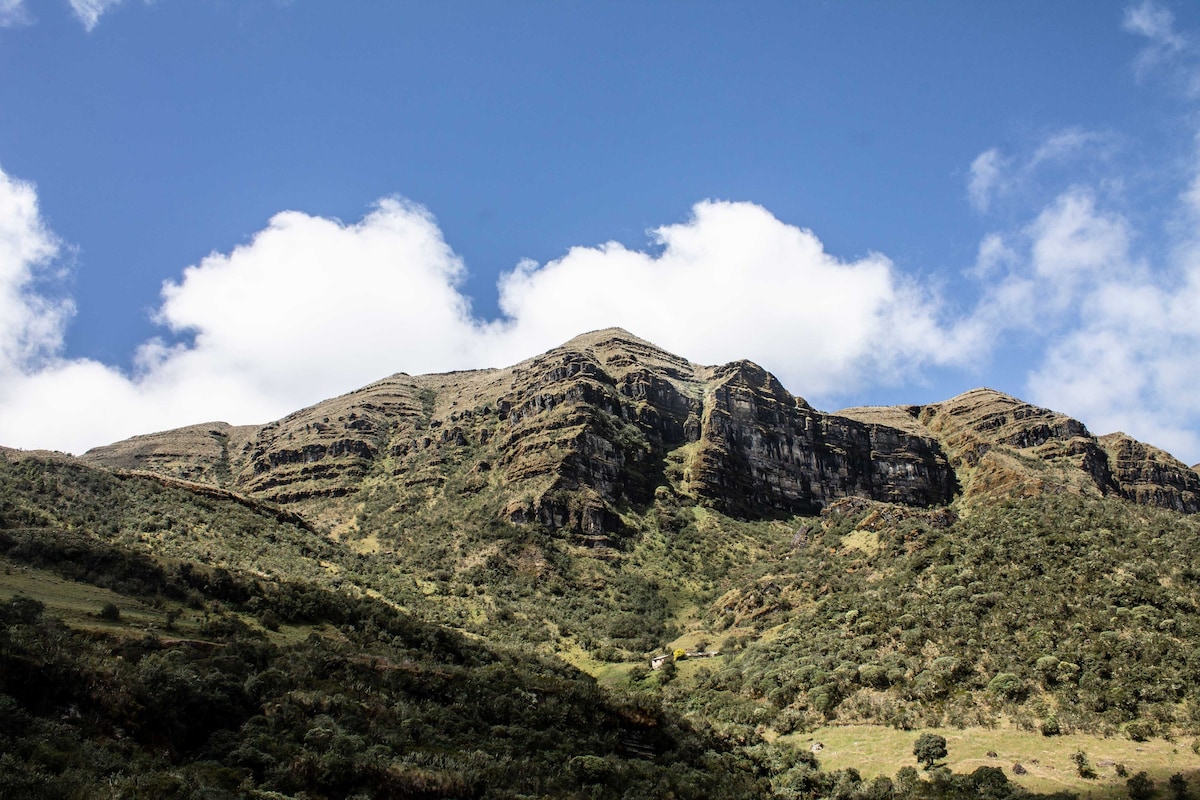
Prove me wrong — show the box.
[98,602,120,621]
[987,672,1025,699]
[1071,750,1097,780]
[569,755,612,786]
[1126,721,1153,742]
[1170,773,1190,800]
[1128,772,1155,800]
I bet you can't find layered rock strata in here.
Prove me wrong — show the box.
[80,330,1199,534]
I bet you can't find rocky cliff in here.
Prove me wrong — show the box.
[842,388,1200,513]
[79,329,1200,533]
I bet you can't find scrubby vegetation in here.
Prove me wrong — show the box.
[682,493,1200,738]
[5,444,1200,797]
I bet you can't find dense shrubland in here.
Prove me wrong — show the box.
[7,447,1200,797]
[0,582,777,799]
[683,493,1200,738]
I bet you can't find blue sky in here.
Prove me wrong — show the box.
[2,1,1200,466]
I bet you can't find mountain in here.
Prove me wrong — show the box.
[81,328,1199,524]
[8,328,1200,797]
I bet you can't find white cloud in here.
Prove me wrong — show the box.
[967,129,1115,216]
[1027,268,1200,464]
[955,111,1200,465]
[973,175,1200,465]
[1027,189,1131,283]
[1123,0,1200,95]
[68,0,123,31]
[1124,1,1185,70]
[0,180,978,454]
[0,194,488,452]
[491,200,975,395]
[968,149,1007,212]
[0,0,31,27]
[0,167,71,377]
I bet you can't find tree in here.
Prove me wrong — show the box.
[1128,771,1155,800]
[1170,773,1190,800]
[913,733,948,770]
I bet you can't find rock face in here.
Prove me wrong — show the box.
[691,361,956,516]
[1099,433,1200,513]
[79,330,1200,533]
[843,388,1200,513]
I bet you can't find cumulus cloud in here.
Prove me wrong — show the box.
[0,173,978,454]
[491,200,975,396]
[68,0,123,31]
[0,191,488,452]
[1027,266,1200,463]
[1027,190,1132,284]
[0,167,71,377]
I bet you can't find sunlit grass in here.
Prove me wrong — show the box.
[780,724,1200,797]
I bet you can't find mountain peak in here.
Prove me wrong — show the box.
[77,332,1199,519]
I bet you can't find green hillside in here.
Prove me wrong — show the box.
[9,333,1200,798]
[0,454,780,799]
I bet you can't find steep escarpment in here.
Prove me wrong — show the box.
[80,331,1199,533]
[1099,432,1200,513]
[839,389,1200,514]
[691,361,956,516]
[908,388,1117,506]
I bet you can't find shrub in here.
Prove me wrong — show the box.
[987,672,1025,699]
[1071,750,1097,779]
[1128,772,1155,800]
[98,602,121,621]
[1126,721,1153,742]
[1170,773,1190,800]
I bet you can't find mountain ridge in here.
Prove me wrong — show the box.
[77,328,1200,519]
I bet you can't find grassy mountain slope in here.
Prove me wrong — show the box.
[13,330,1200,797]
[0,452,789,799]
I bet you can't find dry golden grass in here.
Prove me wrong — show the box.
[781,724,1200,797]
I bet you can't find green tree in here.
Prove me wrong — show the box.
[913,733,948,770]
[1128,771,1155,800]
[1170,773,1189,800]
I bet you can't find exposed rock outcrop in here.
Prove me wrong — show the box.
[691,361,955,516]
[1099,433,1200,513]
[79,331,1199,533]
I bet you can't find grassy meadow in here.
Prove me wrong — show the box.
[782,725,1200,798]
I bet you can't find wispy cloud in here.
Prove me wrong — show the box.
[968,149,1007,212]
[962,154,1200,465]
[67,0,123,32]
[0,0,31,27]
[1123,0,1200,95]
[1124,0,1186,70]
[966,128,1117,216]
